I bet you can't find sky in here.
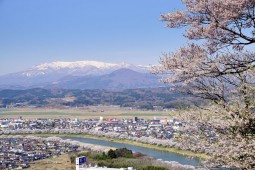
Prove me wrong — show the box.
[0,0,185,75]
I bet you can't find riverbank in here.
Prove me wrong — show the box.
[13,133,209,160]
[27,147,193,170]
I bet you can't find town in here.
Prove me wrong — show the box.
[0,116,207,170]
[0,116,209,139]
[0,116,218,155]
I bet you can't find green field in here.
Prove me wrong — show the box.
[0,106,175,119]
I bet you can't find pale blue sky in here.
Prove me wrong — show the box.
[0,0,185,75]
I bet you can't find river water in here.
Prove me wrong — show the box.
[62,137,201,166]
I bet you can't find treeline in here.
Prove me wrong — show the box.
[0,88,204,109]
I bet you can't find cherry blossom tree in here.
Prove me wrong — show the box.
[152,0,255,169]
[161,0,255,52]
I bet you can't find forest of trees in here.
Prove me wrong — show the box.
[0,87,202,109]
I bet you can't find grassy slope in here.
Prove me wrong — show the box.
[27,154,75,170]
[27,150,184,170]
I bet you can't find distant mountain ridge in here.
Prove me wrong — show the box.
[14,60,149,77]
[0,60,163,90]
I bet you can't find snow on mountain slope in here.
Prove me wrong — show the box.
[0,60,156,89]
[34,61,118,70]
[18,60,149,77]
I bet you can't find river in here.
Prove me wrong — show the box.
[62,137,201,166]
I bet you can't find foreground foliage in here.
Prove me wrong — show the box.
[137,166,168,170]
[70,150,179,170]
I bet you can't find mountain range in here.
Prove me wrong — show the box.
[0,61,164,89]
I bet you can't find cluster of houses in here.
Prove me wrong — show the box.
[0,136,79,169]
[0,116,218,156]
[0,116,186,139]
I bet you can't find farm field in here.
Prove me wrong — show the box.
[0,106,176,119]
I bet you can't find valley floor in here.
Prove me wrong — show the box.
[0,106,172,119]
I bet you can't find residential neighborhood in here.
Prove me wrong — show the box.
[0,136,79,169]
[0,116,187,139]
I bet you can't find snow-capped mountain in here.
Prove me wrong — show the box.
[20,61,149,77]
[0,60,162,90]
[35,61,118,70]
